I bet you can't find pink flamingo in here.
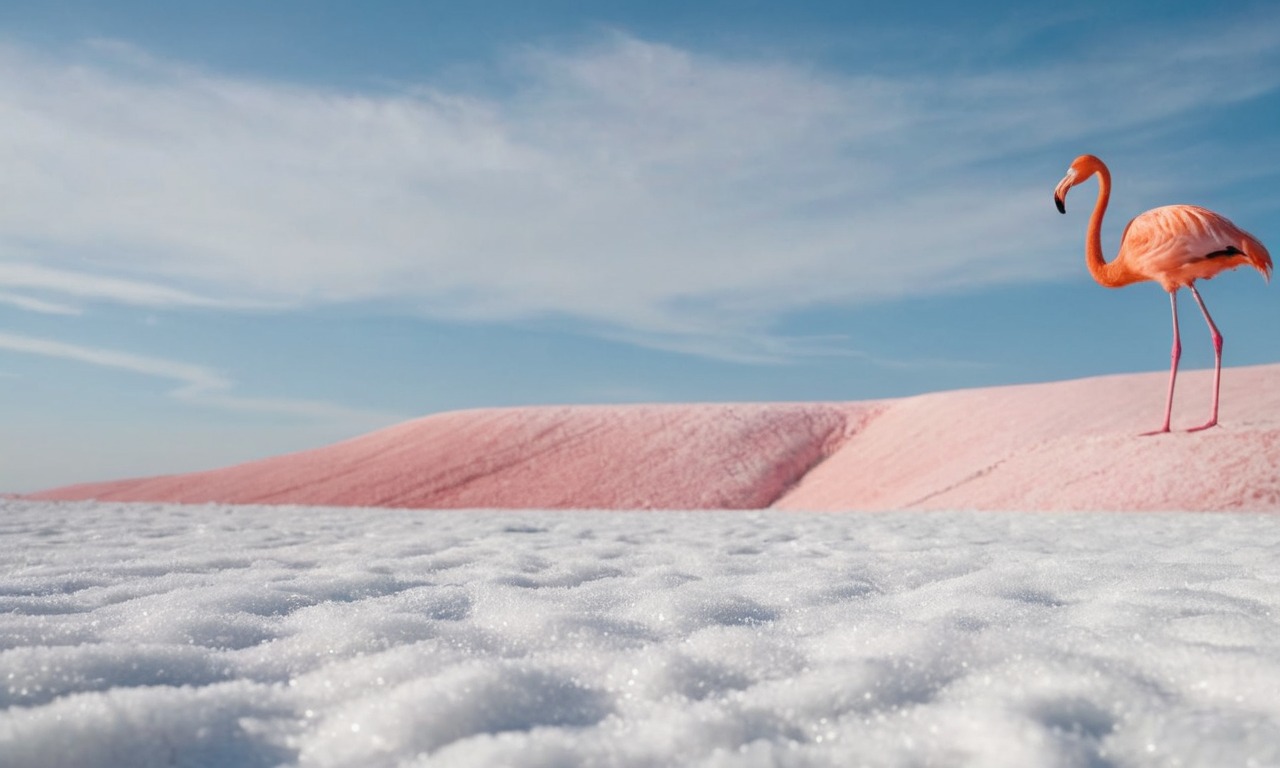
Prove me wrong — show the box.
[1054,154,1271,433]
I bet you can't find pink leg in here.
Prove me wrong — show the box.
[1187,284,1222,432]
[1144,291,1180,435]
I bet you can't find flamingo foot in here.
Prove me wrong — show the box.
[1186,420,1218,433]
[1140,426,1172,437]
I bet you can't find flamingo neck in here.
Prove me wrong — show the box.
[1084,163,1127,288]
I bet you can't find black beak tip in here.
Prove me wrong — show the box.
[1054,195,1066,214]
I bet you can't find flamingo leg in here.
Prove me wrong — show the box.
[1187,283,1223,432]
[1145,291,1181,435]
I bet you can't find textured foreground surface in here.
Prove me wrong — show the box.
[4,500,1280,767]
[30,365,1280,512]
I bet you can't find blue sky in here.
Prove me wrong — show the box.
[2,1,1279,491]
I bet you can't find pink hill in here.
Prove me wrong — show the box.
[776,364,1280,512]
[32,404,868,510]
[31,365,1280,512]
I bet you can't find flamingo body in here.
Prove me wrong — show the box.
[1116,204,1271,291]
[1054,154,1271,433]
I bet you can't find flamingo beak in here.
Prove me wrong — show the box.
[1053,170,1077,214]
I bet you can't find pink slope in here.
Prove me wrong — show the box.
[30,365,1280,512]
[32,404,868,510]
[776,364,1280,512]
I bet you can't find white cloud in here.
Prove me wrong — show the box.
[0,261,254,310]
[0,331,400,425]
[0,17,1276,355]
[0,291,81,316]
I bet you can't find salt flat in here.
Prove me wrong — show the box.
[3,499,1279,767]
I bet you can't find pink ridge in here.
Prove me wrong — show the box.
[777,364,1280,512]
[32,403,866,510]
[30,365,1280,511]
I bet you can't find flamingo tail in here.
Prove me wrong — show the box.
[1242,232,1273,282]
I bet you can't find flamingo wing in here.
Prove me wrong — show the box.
[1116,205,1270,290]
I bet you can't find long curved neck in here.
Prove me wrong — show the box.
[1083,163,1130,288]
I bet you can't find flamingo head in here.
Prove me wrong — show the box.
[1054,154,1104,214]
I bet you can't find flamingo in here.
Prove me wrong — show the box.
[1054,154,1272,433]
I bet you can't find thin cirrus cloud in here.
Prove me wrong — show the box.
[0,331,400,425]
[0,262,236,312]
[0,18,1277,356]
[0,291,81,316]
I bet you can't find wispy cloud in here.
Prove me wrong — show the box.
[0,14,1276,356]
[0,331,401,425]
[593,323,988,371]
[0,291,81,316]
[0,262,249,309]
[0,330,227,388]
